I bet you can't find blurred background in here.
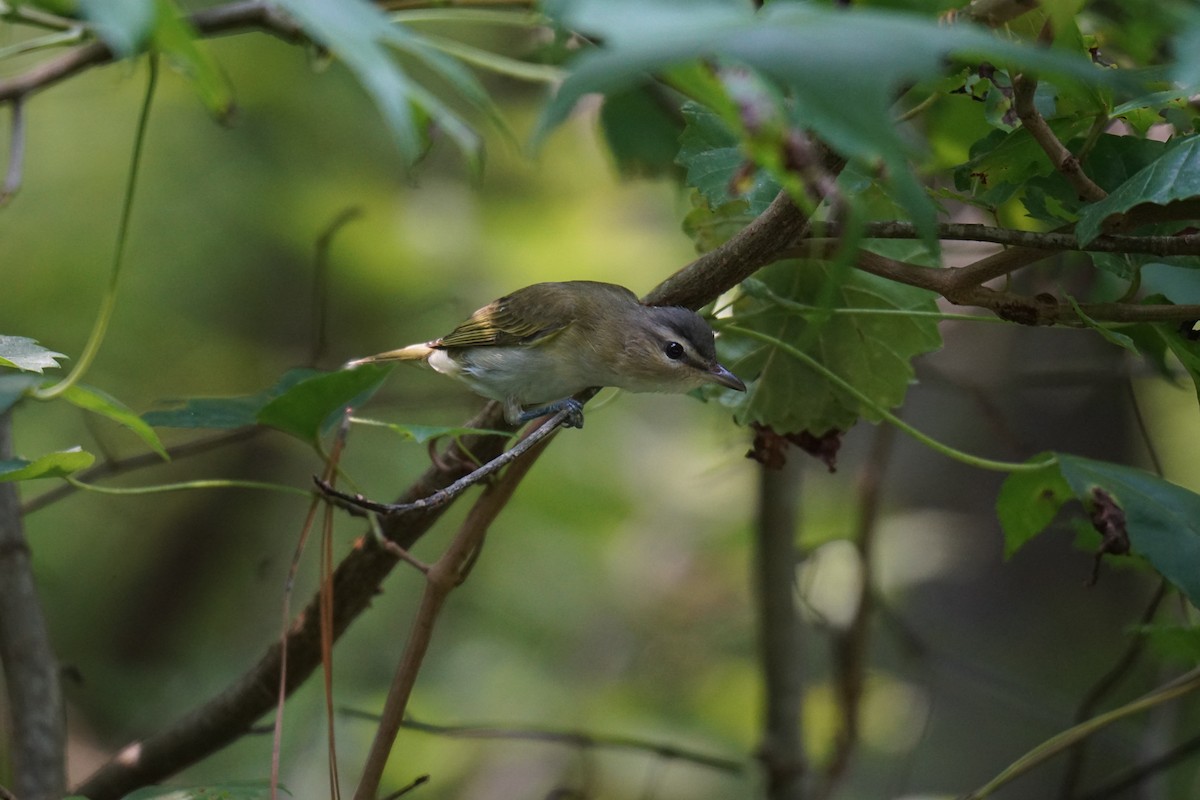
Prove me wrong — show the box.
[3,9,1197,800]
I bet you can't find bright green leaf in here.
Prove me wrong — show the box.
[0,335,67,374]
[1076,135,1200,245]
[1135,624,1200,665]
[149,0,234,121]
[721,259,943,434]
[257,365,390,444]
[142,369,321,429]
[62,384,168,459]
[0,448,95,482]
[681,193,757,254]
[1065,295,1138,353]
[996,454,1074,557]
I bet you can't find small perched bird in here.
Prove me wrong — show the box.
[345,280,746,427]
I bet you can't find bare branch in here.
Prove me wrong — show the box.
[1012,72,1107,203]
[860,221,1200,258]
[0,411,66,800]
[0,1,305,105]
[754,458,806,800]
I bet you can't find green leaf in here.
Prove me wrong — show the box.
[677,101,779,216]
[272,0,483,169]
[0,335,67,374]
[149,0,234,121]
[0,448,95,482]
[1057,454,1200,608]
[995,454,1074,557]
[1065,295,1138,353]
[681,192,757,254]
[600,85,685,178]
[1135,624,1200,665]
[257,365,390,444]
[143,368,321,429]
[1076,135,1200,245]
[0,374,42,415]
[62,384,168,459]
[539,2,1111,239]
[1144,316,1200,408]
[722,259,943,433]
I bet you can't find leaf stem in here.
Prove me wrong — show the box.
[723,325,1054,473]
[66,476,312,499]
[34,56,158,400]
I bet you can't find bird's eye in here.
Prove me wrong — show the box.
[663,341,685,360]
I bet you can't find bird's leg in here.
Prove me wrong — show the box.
[516,398,585,429]
[315,405,574,516]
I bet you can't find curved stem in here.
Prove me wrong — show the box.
[35,56,158,400]
[66,476,312,499]
[724,325,1054,473]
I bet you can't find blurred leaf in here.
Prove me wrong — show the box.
[1135,624,1200,665]
[149,0,234,120]
[1076,135,1200,245]
[722,259,943,433]
[600,85,685,178]
[677,101,779,216]
[996,454,1074,557]
[0,374,42,415]
[0,447,94,482]
[1065,296,1138,353]
[79,0,155,56]
[62,384,168,459]
[1171,10,1200,90]
[681,193,756,254]
[143,368,321,429]
[273,0,483,169]
[0,335,67,373]
[257,365,390,444]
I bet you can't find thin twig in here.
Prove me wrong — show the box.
[0,0,305,104]
[316,407,572,516]
[340,712,746,774]
[310,207,364,368]
[857,221,1200,258]
[819,424,896,798]
[754,457,806,800]
[352,414,558,800]
[1012,72,1107,203]
[1056,580,1168,799]
[0,96,24,206]
[20,428,260,515]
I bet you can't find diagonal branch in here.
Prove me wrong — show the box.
[74,187,821,800]
[1012,71,1107,203]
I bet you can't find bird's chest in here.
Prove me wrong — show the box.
[429,345,603,405]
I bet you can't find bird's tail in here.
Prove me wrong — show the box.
[343,342,434,369]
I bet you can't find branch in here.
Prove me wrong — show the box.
[1012,71,1107,203]
[0,410,66,800]
[753,458,806,800]
[74,186,823,800]
[0,0,305,104]
[860,221,1200,258]
[353,416,561,799]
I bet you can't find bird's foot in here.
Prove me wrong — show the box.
[517,398,585,429]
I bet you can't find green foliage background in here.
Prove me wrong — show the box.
[5,0,1200,798]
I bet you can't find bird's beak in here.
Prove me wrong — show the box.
[708,363,746,392]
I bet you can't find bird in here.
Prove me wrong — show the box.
[345,280,746,428]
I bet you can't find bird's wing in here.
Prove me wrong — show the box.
[437,291,576,348]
